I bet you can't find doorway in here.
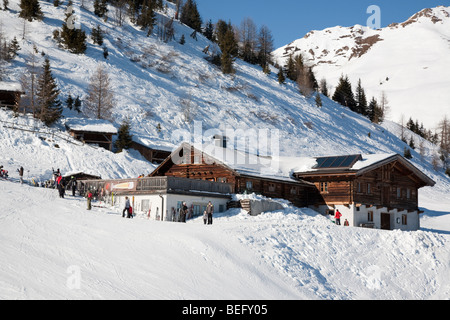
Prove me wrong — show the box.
[381,213,391,230]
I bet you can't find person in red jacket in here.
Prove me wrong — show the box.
[335,209,342,225]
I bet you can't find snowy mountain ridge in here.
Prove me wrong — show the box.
[273,6,450,129]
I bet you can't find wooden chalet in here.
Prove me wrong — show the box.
[65,118,118,151]
[0,82,23,109]
[293,154,436,231]
[150,143,315,208]
[130,140,172,164]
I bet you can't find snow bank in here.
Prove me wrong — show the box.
[1,180,449,299]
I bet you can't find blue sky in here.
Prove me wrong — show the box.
[194,0,449,48]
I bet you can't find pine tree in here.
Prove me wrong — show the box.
[36,58,62,126]
[19,0,43,21]
[215,21,238,74]
[285,54,297,81]
[180,0,202,33]
[66,94,73,110]
[74,95,81,113]
[355,78,368,115]
[94,0,108,18]
[91,25,104,45]
[203,19,214,41]
[404,147,412,159]
[315,93,322,108]
[277,68,285,84]
[61,8,87,54]
[319,78,329,97]
[179,34,185,45]
[137,0,156,35]
[114,120,133,152]
[332,75,356,111]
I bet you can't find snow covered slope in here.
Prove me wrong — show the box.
[1,178,449,300]
[273,6,450,129]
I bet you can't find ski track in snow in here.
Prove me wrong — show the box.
[1,181,449,300]
[0,0,450,300]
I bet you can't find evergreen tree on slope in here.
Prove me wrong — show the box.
[36,58,62,126]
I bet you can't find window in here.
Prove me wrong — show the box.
[406,188,411,199]
[320,182,328,193]
[402,214,407,225]
[397,187,401,199]
[290,187,298,195]
[246,181,253,190]
[367,183,371,194]
[141,199,150,212]
[217,177,227,183]
[357,182,362,193]
[368,211,374,222]
[268,183,276,192]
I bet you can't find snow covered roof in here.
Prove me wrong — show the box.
[294,153,435,187]
[162,143,314,185]
[0,81,22,92]
[65,118,118,134]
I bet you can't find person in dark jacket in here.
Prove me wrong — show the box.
[180,202,188,223]
[18,166,24,184]
[206,201,214,225]
[123,196,131,218]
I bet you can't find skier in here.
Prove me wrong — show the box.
[123,196,131,218]
[335,209,342,225]
[70,176,77,196]
[18,166,24,184]
[86,190,93,210]
[206,201,214,225]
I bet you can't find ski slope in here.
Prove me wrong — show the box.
[1,179,449,300]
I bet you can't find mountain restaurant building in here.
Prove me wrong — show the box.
[149,143,315,208]
[293,154,435,231]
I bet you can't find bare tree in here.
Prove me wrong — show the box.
[84,64,115,120]
[238,17,257,63]
[438,115,450,169]
[180,92,197,124]
[18,46,40,116]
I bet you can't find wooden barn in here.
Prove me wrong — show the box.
[65,118,118,151]
[130,140,172,165]
[150,143,315,208]
[0,82,23,109]
[293,154,435,231]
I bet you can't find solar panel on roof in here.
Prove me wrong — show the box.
[314,155,362,169]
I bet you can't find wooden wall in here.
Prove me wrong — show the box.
[152,148,311,207]
[300,162,420,211]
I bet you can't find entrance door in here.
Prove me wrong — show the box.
[381,213,391,230]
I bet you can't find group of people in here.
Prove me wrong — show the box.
[0,165,26,185]
[334,209,349,226]
[53,169,78,199]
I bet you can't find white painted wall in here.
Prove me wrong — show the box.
[114,193,230,222]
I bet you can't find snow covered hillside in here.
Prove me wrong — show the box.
[1,0,450,301]
[1,1,448,187]
[273,6,450,130]
[1,179,450,300]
